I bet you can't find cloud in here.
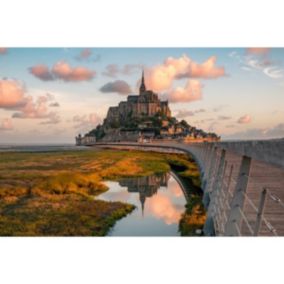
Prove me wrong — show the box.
[175,108,206,119]
[147,192,183,225]
[225,123,284,140]
[166,79,202,103]
[0,48,8,55]
[237,114,252,124]
[49,102,60,107]
[244,59,283,78]
[218,115,231,120]
[225,124,236,128]
[73,113,101,130]
[187,56,226,79]
[78,48,92,59]
[194,118,214,124]
[0,79,27,109]
[246,48,270,55]
[100,80,132,95]
[208,121,219,132]
[146,54,225,92]
[52,61,95,81]
[40,112,61,125]
[102,64,119,78]
[29,65,54,81]
[7,91,61,125]
[75,49,100,62]
[230,49,284,79]
[29,61,96,82]
[175,110,195,119]
[102,64,142,78]
[212,105,228,112]
[0,79,60,124]
[263,66,284,79]
[0,118,13,131]
[195,108,206,113]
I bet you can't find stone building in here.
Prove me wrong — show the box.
[104,71,171,127]
[76,71,220,144]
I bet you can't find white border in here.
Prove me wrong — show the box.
[0,0,284,47]
[0,0,283,283]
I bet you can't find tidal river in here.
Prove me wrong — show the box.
[99,172,187,236]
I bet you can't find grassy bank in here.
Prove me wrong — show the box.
[0,149,205,236]
[165,154,206,236]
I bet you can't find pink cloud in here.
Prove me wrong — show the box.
[78,48,92,59]
[29,65,53,81]
[73,113,101,130]
[147,193,183,225]
[237,114,252,124]
[0,79,27,109]
[12,93,60,124]
[167,79,202,103]
[189,56,225,78]
[0,79,60,124]
[29,61,96,82]
[0,118,13,131]
[246,48,270,55]
[145,55,225,92]
[52,61,95,81]
[146,65,175,92]
[0,48,8,54]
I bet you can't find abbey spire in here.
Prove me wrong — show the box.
[139,70,146,95]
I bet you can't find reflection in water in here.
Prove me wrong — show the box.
[99,172,187,236]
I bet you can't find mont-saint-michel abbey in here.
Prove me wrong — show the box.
[76,72,219,145]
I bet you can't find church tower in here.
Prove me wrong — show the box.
[139,70,146,95]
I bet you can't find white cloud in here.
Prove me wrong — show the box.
[230,50,284,79]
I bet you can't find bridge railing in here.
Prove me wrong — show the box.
[86,140,284,236]
[204,142,284,236]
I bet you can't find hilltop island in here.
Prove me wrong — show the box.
[76,72,220,145]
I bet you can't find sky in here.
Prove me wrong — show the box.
[0,47,283,144]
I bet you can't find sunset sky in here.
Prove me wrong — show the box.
[0,47,283,143]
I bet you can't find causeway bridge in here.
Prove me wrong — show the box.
[85,139,284,236]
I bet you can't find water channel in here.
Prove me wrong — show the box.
[99,172,187,236]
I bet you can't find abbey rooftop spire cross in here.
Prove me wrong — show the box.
[139,70,146,94]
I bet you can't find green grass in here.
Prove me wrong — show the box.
[0,149,205,236]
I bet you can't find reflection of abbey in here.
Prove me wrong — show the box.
[119,173,170,215]
[76,72,220,145]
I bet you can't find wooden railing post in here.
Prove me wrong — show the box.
[253,188,267,236]
[224,155,252,236]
